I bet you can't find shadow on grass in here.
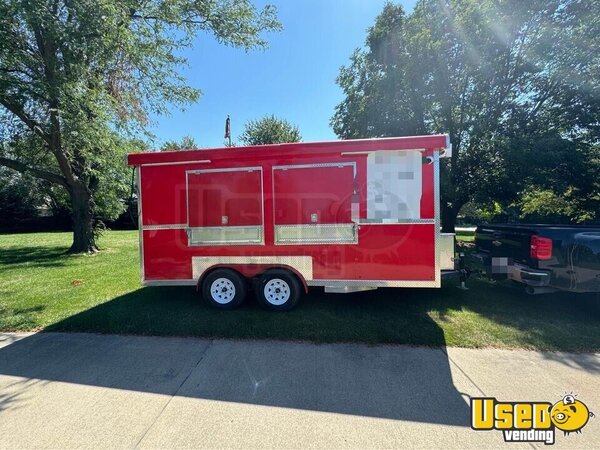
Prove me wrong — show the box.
[0,246,68,268]
[0,305,46,330]
[43,279,600,352]
[45,286,452,345]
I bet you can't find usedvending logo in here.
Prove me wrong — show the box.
[471,394,594,445]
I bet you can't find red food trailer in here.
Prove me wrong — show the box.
[127,135,456,310]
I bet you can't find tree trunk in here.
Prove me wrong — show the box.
[68,182,98,253]
[441,204,459,233]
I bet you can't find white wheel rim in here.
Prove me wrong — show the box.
[210,278,236,304]
[264,278,291,306]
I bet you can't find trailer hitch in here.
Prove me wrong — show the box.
[458,252,471,290]
[441,252,472,289]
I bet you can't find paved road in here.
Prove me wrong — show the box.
[0,332,599,449]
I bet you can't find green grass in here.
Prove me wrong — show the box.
[456,229,475,242]
[1,230,599,351]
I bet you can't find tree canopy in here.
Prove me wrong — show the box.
[239,114,301,145]
[332,0,600,230]
[160,136,198,151]
[0,0,281,251]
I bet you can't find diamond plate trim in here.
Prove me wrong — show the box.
[188,226,263,246]
[440,233,455,271]
[307,279,438,288]
[275,223,357,245]
[143,224,187,230]
[192,256,314,281]
[433,151,441,286]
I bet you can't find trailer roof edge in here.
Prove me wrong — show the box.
[127,134,451,166]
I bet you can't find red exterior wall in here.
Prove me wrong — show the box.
[132,136,446,284]
[141,224,435,281]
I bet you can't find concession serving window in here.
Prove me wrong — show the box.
[272,163,358,244]
[186,167,263,245]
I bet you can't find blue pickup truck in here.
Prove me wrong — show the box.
[474,224,600,294]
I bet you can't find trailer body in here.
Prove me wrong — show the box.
[127,135,454,301]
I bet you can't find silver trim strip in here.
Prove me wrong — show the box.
[185,169,190,228]
[137,167,144,284]
[192,256,313,281]
[509,264,551,287]
[141,159,211,167]
[142,278,438,288]
[142,224,187,230]
[433,151,441,287]
[273,161,357,177]
[443,134,452,158]
[341,151,373,156]
[324,285,378,293]
[341,149,425,157]
[358,219,435,225]
[307,279,438,288]
[187,166,262,175]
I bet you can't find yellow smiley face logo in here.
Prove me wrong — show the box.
[550,395,594,435]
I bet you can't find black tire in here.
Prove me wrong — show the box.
[201,268,247,310]
[256,269,302,311]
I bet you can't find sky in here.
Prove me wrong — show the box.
[149,0,417,149]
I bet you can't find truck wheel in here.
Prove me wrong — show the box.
[257,270,302,311]
[202,269,247,310]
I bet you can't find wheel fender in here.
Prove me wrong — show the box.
[196,264,308,293]
[256,266,309,294]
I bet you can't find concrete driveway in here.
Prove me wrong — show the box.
[0,332,599,449]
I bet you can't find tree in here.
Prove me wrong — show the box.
[239,115,301,145]
[332,1,600,231]
[161,135,197,151]
[0,166,45,226]
[0,0,281,252]
[2,129,142,229]
[501,135,600,223]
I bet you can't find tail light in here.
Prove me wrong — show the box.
[530,236,552,260]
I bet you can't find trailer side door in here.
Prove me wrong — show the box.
[187,167,263,245]
[272,163,357,244]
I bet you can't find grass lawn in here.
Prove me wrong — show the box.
[455,228,475,241]
[1,230,599,351]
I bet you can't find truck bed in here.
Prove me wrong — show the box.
[474,224,600,293]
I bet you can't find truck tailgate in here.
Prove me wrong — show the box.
[475,225,535,266]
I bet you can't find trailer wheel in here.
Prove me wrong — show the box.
[202,269,247,309]
[257,270,302,311]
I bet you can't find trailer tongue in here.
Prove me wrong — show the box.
[127,135,455,310]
